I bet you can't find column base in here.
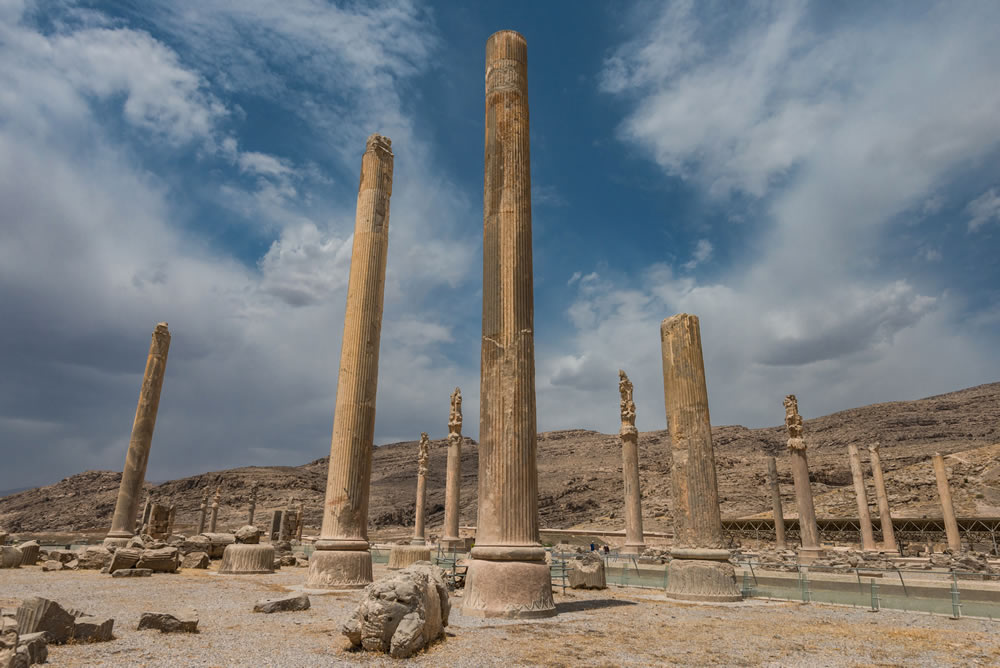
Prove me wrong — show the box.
[387,544,431,570]
[103,533,132,549]
[620,542,646,556]
[461,558,556,619]
[306,549,372,589]
[411,537,426,546]
[664,549,741,603]
[796,547,825,564]
[219,544,275,574]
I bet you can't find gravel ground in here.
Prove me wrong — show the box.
[2,563,998,667]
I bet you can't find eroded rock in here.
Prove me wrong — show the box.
[253,593,310,614]
[137,610,198,634]
[180,552,210,569]
[135,547,179,573]
[73,617,114,643]
[75,546,113,570]
[15,597,75,644]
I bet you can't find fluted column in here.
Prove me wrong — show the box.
[932,453,962,552]
[307,134,393,589]
[660,314,740,602]
[197,494,208,534]
[296,502,304,541]
[618,370,645,554]
[209,487,220,533]
[441,388,464,550]
[248,483,258,526]
[868,442,898,553]
[847,443,876,551]
[104,322,171,548]
[412,433,430,545]
[766,457,787,550]
[462,30,555,619]
[784,395,823,561]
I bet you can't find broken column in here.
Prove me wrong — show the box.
[618,370,645,555]
[104,322,171,548]
[248,483,258,526]
[932,453,962,552]
[197,494,208,534]
[462,30,555,619]
[784,395,823,562]
[389,435,432,569]
[660,314,740,602]
[847,443,876,551]
[307,134,394,589]
[440,388,464,551]
[269,510,283,542]
[209,488,220,533]
[296,502,304,542]
[868,441,898,553]
[766,457,787,550]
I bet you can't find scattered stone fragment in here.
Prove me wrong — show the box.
[0,547,22,569]
[16,632,47,665]
[111,569,152,578]
[179,535,211,555]
[40,561,62,572]
[135,547,179,573]
[137,610,198,634]
[63,560,78,571]
[569,552,607,590]
[108,547,141,573]
[76,546,113,570]
[15,597,76,645]
[15,542,39,567]
[234,526,261,544]
[253,593,310,614]
[279,554,297,567]
[180,552,210,569]
[72,617,114,643]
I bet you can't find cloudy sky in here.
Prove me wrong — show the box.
[2,0,999,490]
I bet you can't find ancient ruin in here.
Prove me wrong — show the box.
[208,487,220,533]
[932,453,962,552]
[784,395,823,561]
[197,494,208,534]
[388,434,433,569]
[219,526,274,575]
[307,133,394,589]
[765,456,787,550]
[659,314,741,602]
[462,30,555,619]
[440,388,464,551]
[847,443,877,551]
[618,370,645,554]
[248,483,258,526]
[868,441,898,553]
[104,322,171,548]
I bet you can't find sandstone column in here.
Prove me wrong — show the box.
[618,370,645,555]
[296,502,304,541]
[138,496,151,534]
[868,441,898,553]
[462,30,555,619]
[932,453,962,552]
[248,483,258,526]
[197,494,208,534]
[784,395,823,562]
[307,134,394,589]
[660,314,740,602]
[413,433,430,545]
[209,487,220,533]
[766,457,787,550]
[847,443,876,551]
[104,322,171,548]
[441,388,464,550]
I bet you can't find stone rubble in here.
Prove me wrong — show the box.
[136,610,199,634]
[253,593,311,614]
[110,568,153,578]
[569,552,607,590]
[180,552,210,569]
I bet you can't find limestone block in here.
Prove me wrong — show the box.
[40,561,62,572]
[111,569,152,578]
[199,533,235,559]
[278,554,297,567]
[76,546,113,570]
[569,553,607,590]
[387,545,431,570]
[72,617,114,643]
[45,550,75,564]
[63,559,79,571]
[180,535,211,555]
[234,526,261,544]
[218,544,274,574]
[15,632,46,665]
[15,597,76,644]
[180,552,210,569]
[253,593,311,614]
[108,547,141,573]
[664,559,742,603]
[0,548,21,569]
[137,610,198,633]
[342,563,450,659]
[135,547,179,573]
[15,542,38,567]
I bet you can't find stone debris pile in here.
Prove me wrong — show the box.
[13,597,113,646]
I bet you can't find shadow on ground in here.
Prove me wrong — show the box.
[556,598,637,613]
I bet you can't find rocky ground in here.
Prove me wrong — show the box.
[2,563,999,667]
[1,383,998,537]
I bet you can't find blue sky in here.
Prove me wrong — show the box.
[1,0,999,490]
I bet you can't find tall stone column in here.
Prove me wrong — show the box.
[104,322,171,548]
[197,494,208,534]
[784,395,823,562]
[248,483,258,526]
[847,443,876,551]
[766,457,787,550]
[137,496,151,534]
[462,30,555,619]
[209,487,220,533]
[296,502,304,542]
[868,442,898,553]
[932,453,962,552]
[412,433,430,545]
[307,134,394,589]
[441,388,464,550]
[618,370,645,555]
[660,314,740,602]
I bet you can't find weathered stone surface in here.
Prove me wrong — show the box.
[111,569,152,578]
[45,550,75,564]
[569,552,607,590]
[15,542,39,567]
[932,453,962,552]
[253,593,310,614]
[618,370,645,555]
[15,597,76,644]
[0,548,21,569]
[411,433,430,545]
[40,561,62,572]
[180,534,211,555]
[665,559,741,602]
[784,395,822,559]
[766,457,787,550]
[868,442,898,553]
[199,533,235,559]
[342,563,449,659]
[72,617,114,643]
[108,547,141,573]
[15,632,47,665]
[180,552,210,569]
[137,610,198,633]
[218,544,274,574]
[0,646,27,668]
[847,443,876,551]
[234,525,261,544]
[135,547,179,573]
[278,554,296,567]
[63,559,79,571]
[387,545,431,570]
[441,388,464,550]
[76,546,113,570]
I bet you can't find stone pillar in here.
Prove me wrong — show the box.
[659,314,740,602]
[209,488,220,533]
[618,370,645,555]
[932,453,962,552]
[868,442,898,553]
[248,483,258,526]
[412,433,430,545]
[104,322,171,548]
[137,496,151,534]
[269,510,282,542]
[847,443,876,551]
[197,494,208,534]
[462,30,555,620]
[296,502,304,542]
[766,457,787,550]
[441,388,464,551]
[307,134,394,589]
[784,395,823,562]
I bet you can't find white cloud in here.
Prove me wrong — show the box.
[682,239,713,270]
[967,188,1000,231]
